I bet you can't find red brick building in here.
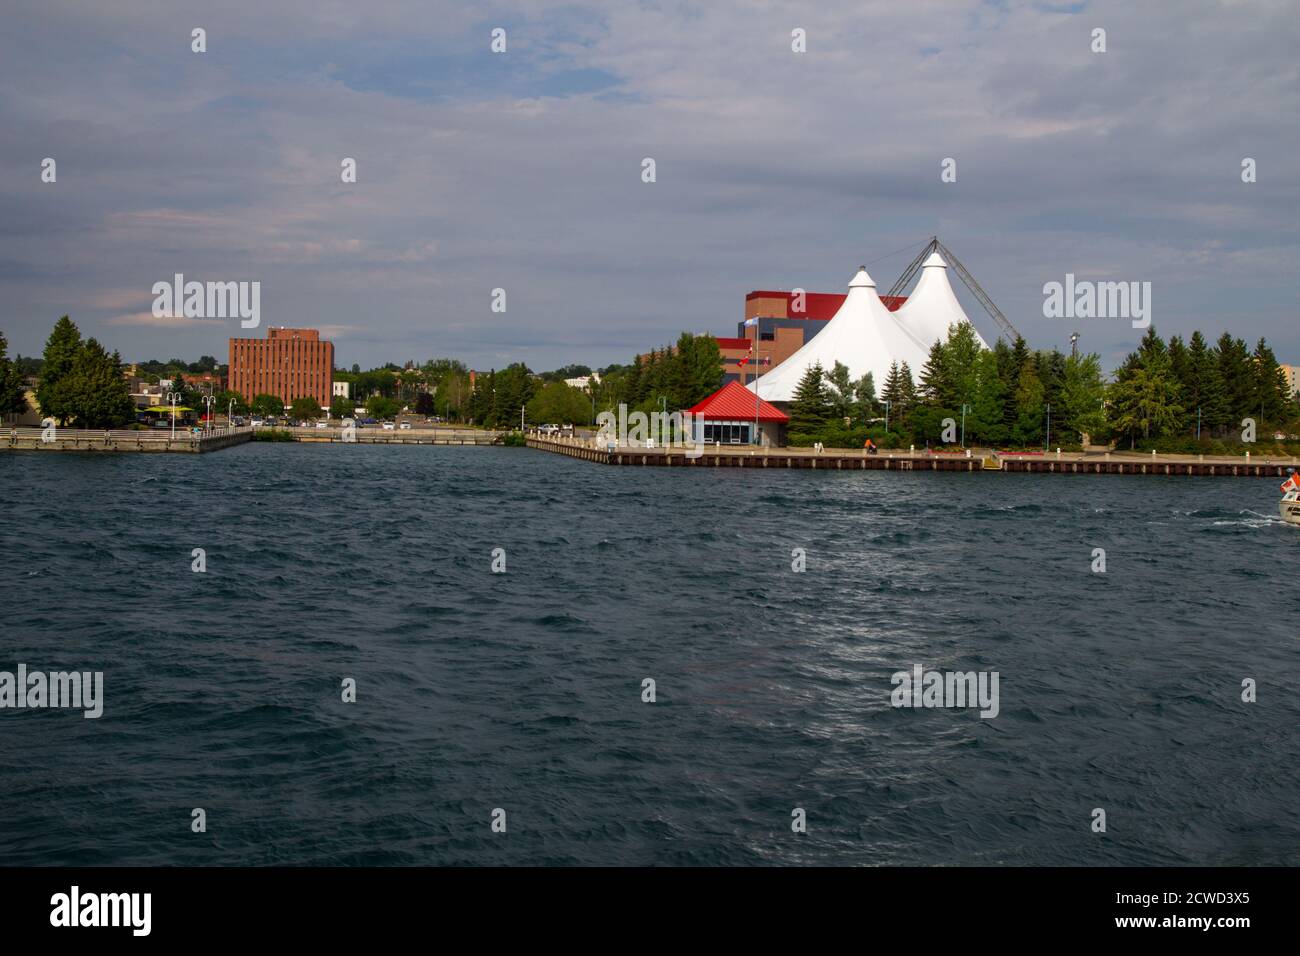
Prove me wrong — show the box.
[740,289,908,372]
[228,327,334,407]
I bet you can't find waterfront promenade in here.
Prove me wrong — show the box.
[279,425,505,445]
[1,423,507,453]
[527,434,1300,479]
[3,424,251,453]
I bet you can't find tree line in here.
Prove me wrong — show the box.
[786,323,1298,451]
[0,317,135,428]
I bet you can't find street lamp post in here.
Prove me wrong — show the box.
[960,403,969,448]
[167,391,179,438]
[884,399,892,434]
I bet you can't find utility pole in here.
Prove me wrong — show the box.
[1045,403,1051,450]
[960,403,969,447]
[1070,331,1079,359]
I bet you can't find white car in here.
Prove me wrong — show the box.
[250,418,264,427]
[315,421,328,428]
[382,422,396,431]
[399,422,412,430]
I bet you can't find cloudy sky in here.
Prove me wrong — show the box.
[1,0,1296,374]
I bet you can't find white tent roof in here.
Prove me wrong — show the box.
[747,267,930,403]
[891,252,988,351]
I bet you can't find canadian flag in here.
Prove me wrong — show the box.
[1281,473,1300,493]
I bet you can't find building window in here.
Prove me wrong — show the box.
[760,331,775,341]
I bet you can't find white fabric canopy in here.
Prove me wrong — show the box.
[891,252,988,351]
[747,267,931,403]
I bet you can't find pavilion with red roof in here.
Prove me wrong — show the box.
[687,381,789,447]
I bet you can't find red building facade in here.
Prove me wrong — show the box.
[228,327,334,407]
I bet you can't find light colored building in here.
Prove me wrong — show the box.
[333,380,351,399]
[564,373,602,390]
[1282,364,1299,399]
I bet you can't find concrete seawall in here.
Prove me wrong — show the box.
[3,426,252,453]
[526,437,1298,478]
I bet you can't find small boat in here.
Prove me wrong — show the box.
[1281,471,1300,526]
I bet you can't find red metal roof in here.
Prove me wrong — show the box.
[746,290,907,316]
[688,381,789,422]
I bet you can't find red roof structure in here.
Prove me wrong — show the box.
[688,381,789,422]
[714,337,751,350]
[745,290,907,316]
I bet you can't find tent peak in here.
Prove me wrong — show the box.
[848,267,876,289]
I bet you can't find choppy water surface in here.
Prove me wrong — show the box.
[1,444,1296,865]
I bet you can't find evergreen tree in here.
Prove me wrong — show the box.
[1186,330,1229,435]
[897,361,918,426]
[943,324,983,410]
[0,330,30,418]
[680,333,723,408]
[36,315,83,424]
[1166,334,1192,434]
[881,361,909,428]
[1215,333,1253,423]
[992,337,1019,431]
[624,356,644,409]
[1011,354,1045,446]
[1251,337,1289,425]
[1035,348,1068,415]
[62,339,135,428]
[918,339,955,408]
[788,362,832,436]
[967,350,1006,444]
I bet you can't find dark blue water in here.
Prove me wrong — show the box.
[1,444,1297,866]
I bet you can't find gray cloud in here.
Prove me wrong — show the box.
[0,0,1296,373]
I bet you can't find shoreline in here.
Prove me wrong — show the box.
[526,435,1299,479]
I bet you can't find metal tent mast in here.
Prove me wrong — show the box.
[885,236,1021,341]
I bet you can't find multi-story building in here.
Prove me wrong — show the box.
[739,289,908,372]
[1282,364,1299,400]
[228,327,334,407]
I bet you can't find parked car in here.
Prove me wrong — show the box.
[382,421,396,431]
[250,418,264,427]
[399,422,412,430]
[315,420,328,428]
[538,423,561,435]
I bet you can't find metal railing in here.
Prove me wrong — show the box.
[5,424,251,444]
